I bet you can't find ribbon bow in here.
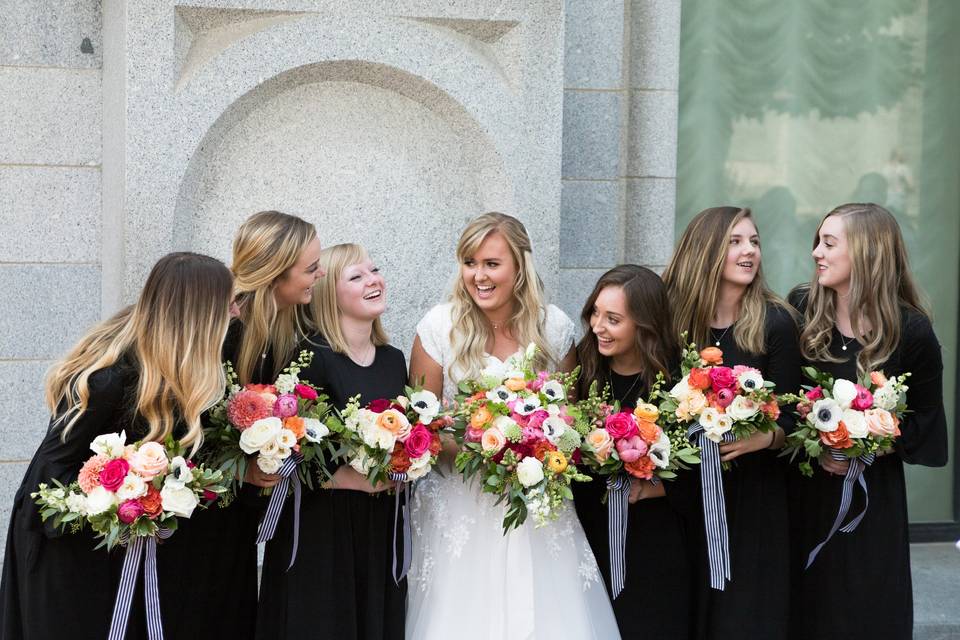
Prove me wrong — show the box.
[805,448,875,568]
[108,527,174,640]
[687,424,733,591]
[256,451,304,570]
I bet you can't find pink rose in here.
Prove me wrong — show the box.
[805,386,824,401]
[404,424,432,459]
[465,426,485,443]
[273,393,299,419]
[714,388,735,409]
[99,458,130,492]
[294,384,318,400]
[709,367,737,393]
[851,385,873,411]
[117,499,144,524]
[604,412,639,440]
[864,408,899,437]
[128,442,169,480]
[615,436,648,463]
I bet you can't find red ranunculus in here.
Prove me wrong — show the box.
[604,412,639,440]
[99,458,130,492]
[708,367,737,393]
[294,384,318,400]
[366,398,392,413]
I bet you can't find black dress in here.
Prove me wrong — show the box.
[573,369,695,639]
[256,337,408,640]
[692,304,802,640]
[787,292,947,640]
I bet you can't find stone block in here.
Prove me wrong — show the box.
[0,166,100,262]
[564,0,624,89]
[555,267,611,337]
[0,265,101,359]
[0,0,101,68]
[560,180,621,268]
[625,177,676,266]
[629,0,681,90]
[627,89,678,178]
[0,361,51,460]
[0,67,101,165]
[562,90,623,179]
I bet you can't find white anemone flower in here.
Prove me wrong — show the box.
[810,398,842,432]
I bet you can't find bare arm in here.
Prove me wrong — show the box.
[409,334,443,397]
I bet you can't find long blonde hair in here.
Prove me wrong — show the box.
[307,243,389,354]
[799,203,928,374]
[232,210,317,384]
[663,206,787,354]
[449,212,553,377]
[45,253,232,451]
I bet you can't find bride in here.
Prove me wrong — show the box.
[406,213,620,639]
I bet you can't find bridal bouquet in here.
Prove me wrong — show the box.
[451,344,590,531]
[781,367,909,476]
[328,387,445,486]
[32,432,225,549]
[204,350,335,501]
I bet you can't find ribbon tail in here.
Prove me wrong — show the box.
[840,457,872,534]
[256,453,303,571]
[806,452,863,568]
[108,537,145,640]
[606,474,630,599]
[696,430,732,591]
[388,471,412,584]
[286,472,302,571]
[144,537,164,640]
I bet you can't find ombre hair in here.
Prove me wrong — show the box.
[576,265,680,399]
[307,243,389,354]
[45,253,233,452]
[663,206,789,354]
[449,212,554,377]
[231,210,317,384]
[799,203,928,374]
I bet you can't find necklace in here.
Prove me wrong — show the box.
[610,369,642,407]
[711,326,732,347]
[837,331,857,352]
[349,342,376,366]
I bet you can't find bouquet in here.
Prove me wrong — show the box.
[781,367,909,476]
[451,343,590,531]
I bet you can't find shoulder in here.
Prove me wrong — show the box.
[901,308,938,348]
[786,285,810,315]
[543,304,576,350]
[419,303,453,328]
[87,363,131,399]
[379,343,407,367]
[764,301,799,335]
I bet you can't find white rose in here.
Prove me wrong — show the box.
[115,473,148,501]
[514,394,541,416]
[65,492,89,516]
[669,376,692,401]
[540,380,565,403]
[257,454,283,474]
[160,478,199,518]
[704,413,733,444]
[274,373,298,395]
[736,370,765,393]
[410,390,440,423]
[492,415,518,433]
[541,416,567,445]
[872,382,899,411]
[485,386,517,405]
[726,395,760,421]
[303,418,329,443]
[810,398,842,432]
[832,379,858,410]
[648,430,672,469]
[277,428,298,449]
[240,417,282,454]
[360,421,397,451]
[260,439,280,458]
[698,406,720,430]
[516,457,545,488]
[90,430,127,457]
[841,408,869,439]
[85,486,118,515]
[405,452,433,480]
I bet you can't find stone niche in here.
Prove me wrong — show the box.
[109,1,564,351]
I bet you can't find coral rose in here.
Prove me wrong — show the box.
[139,486,163,519]
[470,405,493,429]
[283,416,306,440]
[633,403,659,422]
[700,347,724,365]
[604,412,639,439]
[390,443,412,473]
[624,455,655,480]
[99,458,130,492]
[762,399,781,421]
[228,389,274,430]
[78,454,109,494]
[820,421,853,449]
[688,368,712,391]
[429,433,442,456]
[869,371,889,387]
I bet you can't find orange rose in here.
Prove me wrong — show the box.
[283,416,306,440]
[633,403,659,422]
[139,486,163,519]
[505,378,528,392]
[624,455,655,480]
[820,421,853,449]
[637,419,661,443]
[470,405,493,429]
[699,347,723,365]
[688,368,712,390]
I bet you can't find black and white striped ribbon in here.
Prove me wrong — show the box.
[606,473,630,598]
[255,451,304,570]
[805,448,875,568]
[107,527,173,640]
[688,425,734,591]
[388,471,414,584]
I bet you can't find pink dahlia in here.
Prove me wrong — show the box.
[78,454,109,494]
[228,389,273,430]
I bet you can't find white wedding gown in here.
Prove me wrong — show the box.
[406,303,621,640]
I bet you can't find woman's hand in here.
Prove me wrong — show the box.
[628,478,666,503]
[243,461,282,488]
[718,428,780,463]
[818,451,851,475]
[322,466,395,493]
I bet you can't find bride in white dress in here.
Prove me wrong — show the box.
[405,213,620,639]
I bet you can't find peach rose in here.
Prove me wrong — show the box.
[470,405,493,429]
[480,427,506,454]
[864,408,899,438]
[699,347,724,365]
[633,403,659,422]
[283,416,306,440]
[820,421,853,449]
[505,378,528,392]
[869,371,889,387]
[586,428,614,461]
[128,442,169,480]
[676,390,707,421]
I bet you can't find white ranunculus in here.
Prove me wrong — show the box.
[277,428,298,449]
[85,485,118,515]
[240,417,283,454]
[115,473,148,501]
[405,452,433,480]
[810,398,842,432]
[736,369,765,393]
[832,379,858,410]
[169,456,193,485]
[257,454,283,474]
[492,415,518,432]
[648,430,672,468]
[726,395,760,421]
[160,478,199,518]
[90,430,127,457]
[65,492,89,516]
[274,373,299,395]
[516,457,545,488]
[485,386,517,405]
[872,382,899,411]
[698,406,720,430]
[540,380,565,403]
[514,395,541,416]
[704,413,733,443]
[410,390,440,423]
[841,408,869,439]
[669,376,692,401]
[303,418,329,443]
[360,421,397,451]
[541,416,567,445]
[349,450,373,476]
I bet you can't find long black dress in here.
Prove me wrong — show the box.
[573,369,695,639]
[256,337,408,640]
[787,292,947,640]
[692,303,802,640]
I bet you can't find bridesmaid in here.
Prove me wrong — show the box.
[662,206,801,640]
[787,203,947,640]
[256,243,402,640]
[572,265,694,639]
[0,253,234,639]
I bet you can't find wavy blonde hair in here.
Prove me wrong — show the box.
[232,210,318,384]
[663,206,788,354]
[45,253,232,452]
[799,203,928,374]
[449,212,553,377]
[307,243,388,354]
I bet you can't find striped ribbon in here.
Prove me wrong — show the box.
[606,473,630,598]
[688,425,734,591]
[388,471,414,584]
[805,448,876,568]
[108,527,173,640]
[255,451,304,570]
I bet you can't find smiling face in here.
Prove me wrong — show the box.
[460,231,518,317]
[273,236,324,309]
[812,214,852,294]
[335,257,386,321]
[721,217,761,288]
[590,285,639,361]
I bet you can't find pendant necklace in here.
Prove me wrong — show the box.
[838,332,857,352]
[711,326,732,347]
[611,369,642,407]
